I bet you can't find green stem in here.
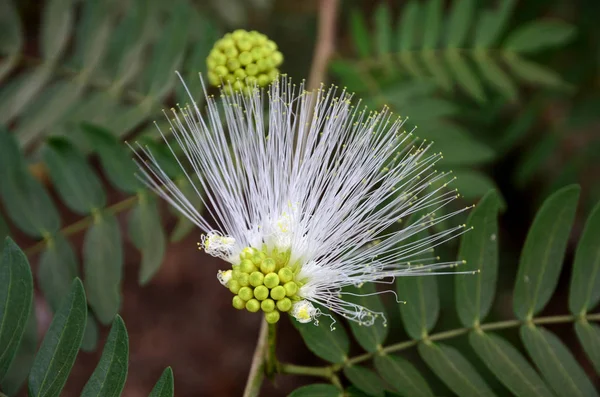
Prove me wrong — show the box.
[242,320,269,397]
[24,195,139,256]
[273,312,600,373]
[266,322,278,376]
[279,363,333,379]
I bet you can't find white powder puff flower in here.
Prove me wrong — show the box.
[133,74,470,326]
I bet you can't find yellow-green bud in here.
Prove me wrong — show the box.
[265,310,280,324]
[257,74,270,87]
[238,286,253,301]
[239,51,253,66]
[224,46,239,59]
[264,272,280,289]
[232,295,245,310]
[241,247,254,259]
[237,272,250,287]
[249,271,264,287]
[251,254,263,266]
[245,63,258,76]
[278,267,293,283]
[246,76,258,86]
[228,280,240,294]
[271,51,283,67]
[206,29,283,93]
[240,259,257,273]
[208,71,220,86]
[271,285,286,300]
[260,258,276,274]
[234,68,247,80]
[276,297,292,312]
[237,39,252,51]
[254,285,269,301]
[227,58,241,72]
[214,65,228,77]
[261,299,275,312]
[233,80,244,91]
[224,74,236,83]
[284,281,298,297]
[246,299,260,313]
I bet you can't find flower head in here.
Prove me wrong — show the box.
[134,75,470,326]
[206,29,283,93]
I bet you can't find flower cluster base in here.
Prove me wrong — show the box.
[221,246,302,324]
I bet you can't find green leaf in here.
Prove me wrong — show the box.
[70,0,112,71]
[41,0,76,61]
[569,201,600,315]
[343,365,385,397]
[293,315,349,364]
[475,0,516,48]
[28,278,87,397]
[0,129,60,238]
[398,1,420,51]
[82,123,142,193]
[84,212,123,325]
[418,342,496,397]
[16,79,86,149]
[143,2,191,99]
[423,0,442,49]
[455,190,502,327]
[452,170,498,201]
[128,194,166,285]
[514,133,559,187]
[0,215,7,254]
[43,137,106,214]
[420,124,494,166]
[288,384,341,397]
[350,9,370,58]
[374,355,434,397]
[397,214,439,340]
[0,301,37,396]
[374,3,392,56]
[0,0,23,81]
[504,53,566,88]
[343,283,388,352]
[513,185,579,320]
[38,234,79,312]
[520,325,598,397]
[422,52,452,91]
[169,176,205,242]
[469,331,553,397]
[496,100,539,154]
[329,60,368,93]
[401,98,458,126]
[446,50,485,101]
[81,315,128,397]
[446,0,475,47]
[81,311,99,353]
[0,238,33,380]
[504,21,576,54]
[575,321,600,375]
[473,51,518,101]
[149,367,174,397]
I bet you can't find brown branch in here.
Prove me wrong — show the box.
[307,0,340,91]
[242,320,269,397]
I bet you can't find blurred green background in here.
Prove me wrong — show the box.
[0,0,599,395]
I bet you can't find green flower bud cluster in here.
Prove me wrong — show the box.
[206,29,283,94]
[228,247,300,324]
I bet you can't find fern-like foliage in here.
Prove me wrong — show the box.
[337,0,575,103]
[0,0,216,350]
[286,187,600,396]
[0,237,174,396]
